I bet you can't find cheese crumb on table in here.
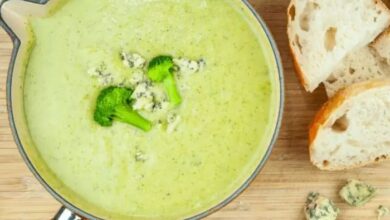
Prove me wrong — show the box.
[304,192,339,220]
[378,205,390,220]
[339,179,376,207]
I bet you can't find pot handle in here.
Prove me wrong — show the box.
[53,206,86,220]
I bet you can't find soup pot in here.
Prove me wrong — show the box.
[0,0,284,219]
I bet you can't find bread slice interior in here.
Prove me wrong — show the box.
[324,30,390,97]
[310,80,390,170]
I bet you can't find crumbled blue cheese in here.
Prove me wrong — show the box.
[152,98,170,112]
[131,82,155,112]
[198,58,206,71]
[304,192,339,220]
[166,113,181,133]
[87,63,114,86]
[377,205,389,220]
[135,150,147,162]
[98,75,114,86]
[87,68,101,77]
[339,179,376,207]
[121,52,146,69]
[173,57,206,74]
[131,80,169,113]
[129,69,148,86]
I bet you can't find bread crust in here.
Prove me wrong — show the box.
[309,80,390,170]
[288,40,310,91]
[287,0,311,91]
[375,0,390,17]
[372,27,390,46]
[371,0,390,45]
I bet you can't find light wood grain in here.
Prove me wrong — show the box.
[1,0,390,219]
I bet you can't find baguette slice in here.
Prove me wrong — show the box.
[310,80,390,170]
[287,0,390,92]
[324,30,390,97]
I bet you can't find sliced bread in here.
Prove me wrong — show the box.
[287,0,390,92]
[324,30,390,97]
[309,80,390,170]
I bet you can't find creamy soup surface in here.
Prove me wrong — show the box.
[24,0,275,218]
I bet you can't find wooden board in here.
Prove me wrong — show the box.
[1,0,390,219]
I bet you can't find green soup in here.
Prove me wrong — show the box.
[23,0,276,218]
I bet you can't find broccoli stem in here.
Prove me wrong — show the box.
[114,106,152,131]
[163,73,181,106]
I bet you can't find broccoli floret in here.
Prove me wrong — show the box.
[147,55,181,106]
[94,86,152,131]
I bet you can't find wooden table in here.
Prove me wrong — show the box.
[1,0,390,219]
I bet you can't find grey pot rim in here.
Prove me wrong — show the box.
[0,0,285,219]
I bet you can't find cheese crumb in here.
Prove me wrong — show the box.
[87,68,101,77]
[166,113,181,133]
[173,57,205,74]
[131,81,169,113]
[129,70,148,86]
[121,52,146,69]
[198,58,206,71]
[131,82,155,112]
[378,205,390,220]
[135,150,147,162]
[304,192,339,220]
[87,63,114,86]
[339,179,376,207]
[97,74,114,86]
